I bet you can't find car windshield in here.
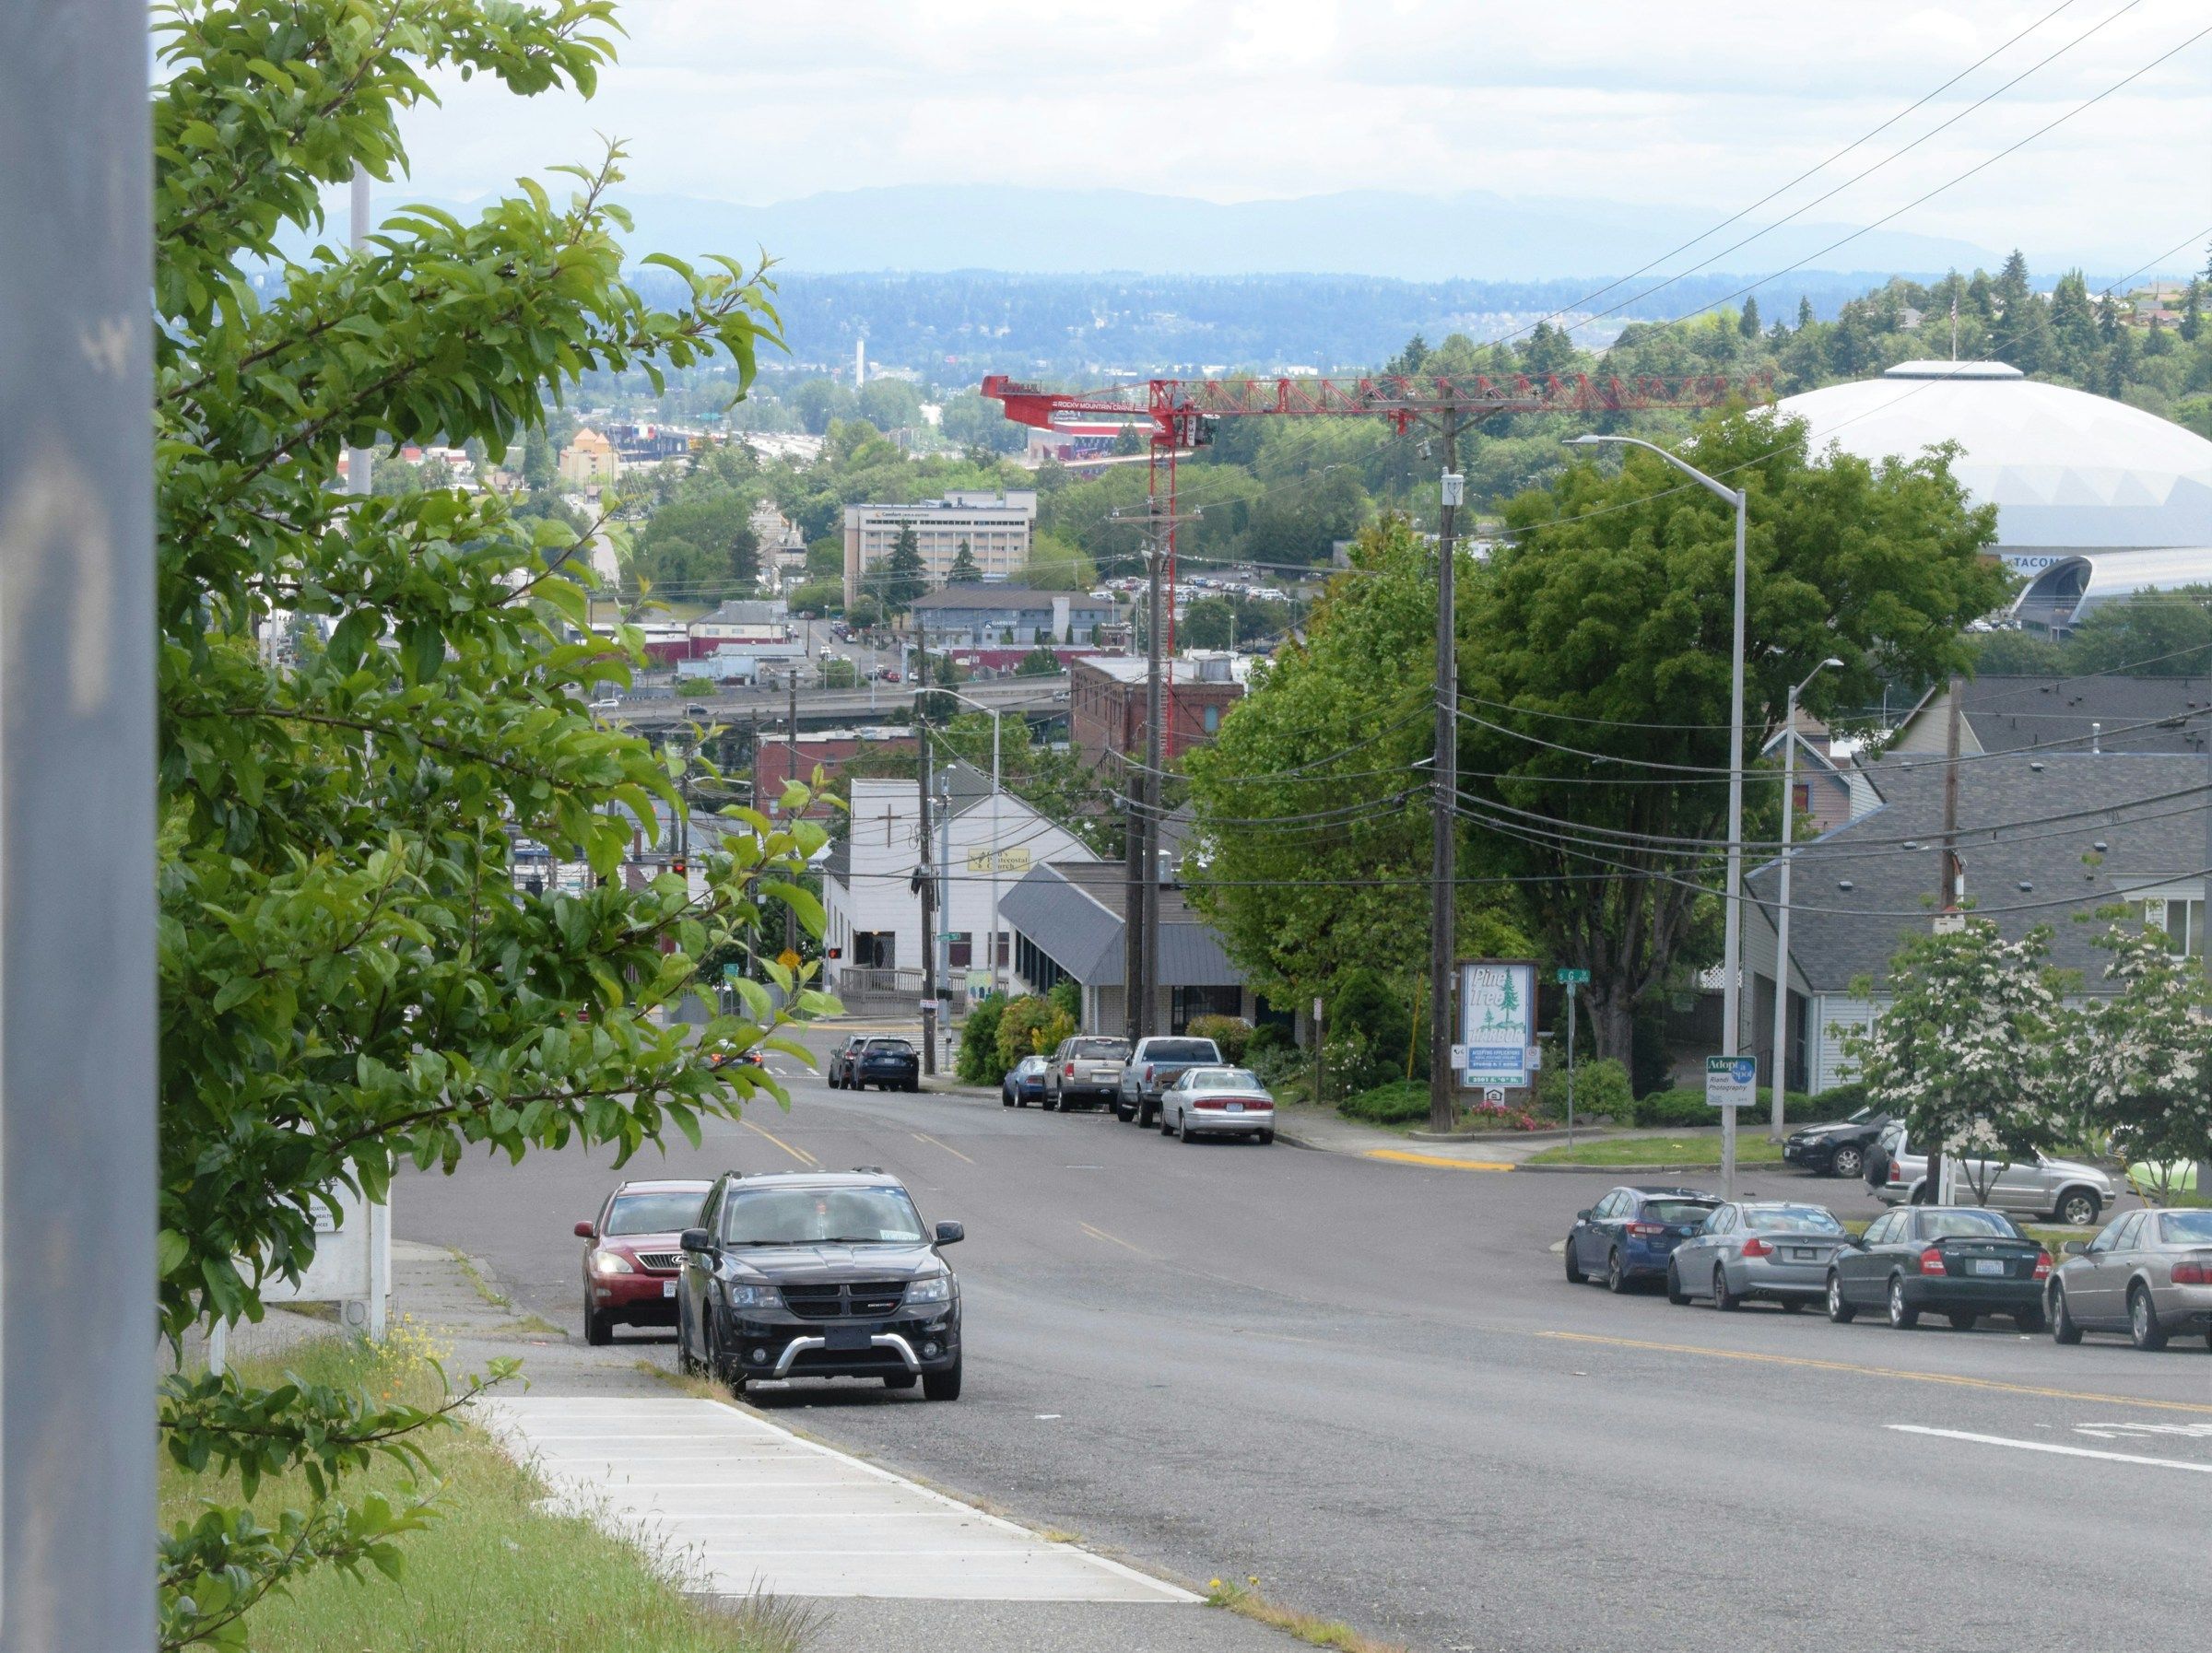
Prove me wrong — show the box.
[1923,1210,2022,1239]
[866,1039,913,1055]
[603,1190,705,1236]
[1743,1205,1844,1235]
[1644,1201,1717,1224]
[1071,1038,1127,1059]
[2159,1211,2212,1244]
[722,1187,927,1246]
[1844,1107,1874,1124]
[1147,1040,1217,1061]
[1191,1069,1263,1089]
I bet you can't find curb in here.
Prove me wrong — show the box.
[1510,1161,1747,1176]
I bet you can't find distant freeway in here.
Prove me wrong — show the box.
[604,674,1070,729]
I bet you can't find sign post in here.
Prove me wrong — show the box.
[1705,1054,1759,1199]
[1556,968,1589,1145]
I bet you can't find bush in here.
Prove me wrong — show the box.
[1247,1021,1290,1057]
[1810,1082,1868,1116]
[1339,1079,1431,1124]
[1536,1056,1631,1123]
[1186,1014,1253,1062]
[1635,1087,1716,1128]
[1047,977,1081,1022]
[957,993,1006,1083]
[1250,1043,1311,1096]
[994,995,1053,1074]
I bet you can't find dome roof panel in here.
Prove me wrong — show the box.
[1774,366,2212,550]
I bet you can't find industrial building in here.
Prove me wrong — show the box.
[841,490,1038,604]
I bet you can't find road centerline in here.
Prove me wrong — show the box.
[912,1130,976,1165]
[743,1117,819,1166]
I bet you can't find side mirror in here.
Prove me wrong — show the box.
[1575,1210,1593,1222]
[679,1227,713,1253]
[574,1220,595,1239]
[935,1221,965,1247]
[2061,1239,2088,1257]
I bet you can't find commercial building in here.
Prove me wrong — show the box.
[558,427,622,486]
[999,860,1255,1037]
[756,733,916,820]
[842,490,1038,604]
[1775,360,2212,629]
[1070,652,1250,766]
[906,586,1118,647]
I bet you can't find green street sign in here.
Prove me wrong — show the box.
[1556,967,1590,986]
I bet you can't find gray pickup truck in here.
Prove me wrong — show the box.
[1046,1036,1130,1112]
[1117,1036,1223,1127]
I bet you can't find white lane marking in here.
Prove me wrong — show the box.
[1888,1424,2212,1474]
[1036,1413,1062,1420]
[2074,1420,2212,1442]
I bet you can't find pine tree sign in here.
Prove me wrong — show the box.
[1457,960,1536,1086]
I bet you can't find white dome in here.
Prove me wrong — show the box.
[1775,361,2212,553]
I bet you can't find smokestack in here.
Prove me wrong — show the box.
[855,336,865,392]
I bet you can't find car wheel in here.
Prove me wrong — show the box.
[1258,1130,1275,1145]
[883,1372,918,1390]
[923,1354,963,1401]
[1831,1145,1865,1180]
[1712,1266,1739,1312]
[1158,1107,1174,1136]
[2049,1284,2083,1344]
[1827,1272,1855,1323]
[1180,1108,1199,1144]
[584,1304,611,1346]
[1114,1097,1135,1122]
[1139,1098,1158,1129]
[2056,1190,2102,1228]
[1003,1087,1015,1107]
[1888,1275,1920,1330]
[1041,1090,1058,1111]
[1947,1312,1978,1331]
[1665,1262,1688,1305]
[1606,1248,1630,1294]
[2128,1284,2170,1352]
[1565,1237,1588,1285]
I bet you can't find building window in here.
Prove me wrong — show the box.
[1792,782,1811,815]
[1171,985,1241,1031]
[1203,705,1221,734]
[2132,897,2205,956]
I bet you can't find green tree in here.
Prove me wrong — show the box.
[805,533,845,577]
[1019,529,1100,591]
[1737,296,1761,340]
[633,489,759,593]
[2060,590,2212,675]
[152,4,821,1644]
[1016,646,1061,676]
[789,578,844,615]
[1471,407,2010,1061]
[820,656,859,688]
[521,426,556,489]
[948,538,982,582]
[873,522,927,614]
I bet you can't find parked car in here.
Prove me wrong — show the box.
[853,1037,921,1093]
[1002,1054,1050,1108]
[1046,1036,1129,1111]
[1782,1106,1889,1179]
[1868,1122,2112,1227]
[1667,1202,1853,1310]
[576,1178,712,1345]
[683,701,710,717]
[1826,1205,2050,1331]
[675,1168,965,1399]
[2046,1206,2212,1351]
[1565,1186,1722,1294]
[1159,1065,1277,1144]
[1117,1036,1223,1126]
[825,1035,868,1089]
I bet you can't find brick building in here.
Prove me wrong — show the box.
[755,734,915,819]
[1069,653,1249,767]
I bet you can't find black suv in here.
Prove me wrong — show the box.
[675,1169,964,1399]
[852,1037,921,1093]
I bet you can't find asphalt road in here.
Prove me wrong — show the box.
[398,1034,2212,1653]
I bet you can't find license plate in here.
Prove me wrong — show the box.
[662,1280,677,1298]
[1790,1249,1818,1260]
[825,1327,871,1352]
[1970,1258,2004,1276]
[1226,1101,1244,1112]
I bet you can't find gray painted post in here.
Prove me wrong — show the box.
[0,2,158,1647]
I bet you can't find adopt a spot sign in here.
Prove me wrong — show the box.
[1705,1055,1758,1108]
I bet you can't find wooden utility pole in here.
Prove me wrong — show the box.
[917,619,937,1075]
[1142,506,1165,1044]
[1930,671,1965,1202]
[1428,406,1465,1133]
[783,668,799,956]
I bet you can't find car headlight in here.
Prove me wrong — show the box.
[724,1282,782,1309]
[591,1249,634,1275]
[905,1274,955,1306]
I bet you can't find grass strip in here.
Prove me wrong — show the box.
[1206,1577,1406,1652]
[163,1328,809,1653]
[1523,1132,1788,1167]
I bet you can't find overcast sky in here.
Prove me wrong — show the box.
[394,0,2210,272]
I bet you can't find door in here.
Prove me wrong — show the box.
[1981,1154,2044,1214]
[2073,1213,2139,1328]
[1576,1192,1618,1270]
[1842,1212,1898,1304]
[1677,1207,1728,1297]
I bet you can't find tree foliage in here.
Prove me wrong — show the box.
[153,3,825,1643]
[2076,918,2212,1202]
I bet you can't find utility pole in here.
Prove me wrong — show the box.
[916,620,937,1075]
[1428,405,1464,1133]
[1930,671,1965,1202]
[783,668,798,957]
[3,1,157,1642]
[1140,502,1166,1041]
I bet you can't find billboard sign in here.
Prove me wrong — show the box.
[1458,960,1535,1087]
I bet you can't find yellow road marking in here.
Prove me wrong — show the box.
[1535,1330,2212,1415]
[1363,1148,1515,1173]
[912,1131,975,1166]
[1079,1221,1150,1256]
[742,1118,818,1166]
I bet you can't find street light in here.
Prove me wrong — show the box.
[933,685,1005,996]
[1564,433,1748,1194]
[1772,657,1841,1142]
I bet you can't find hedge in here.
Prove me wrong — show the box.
[1630,1085,1857,1127]
[1338,1079,1431,1124]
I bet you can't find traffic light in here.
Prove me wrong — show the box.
[672,857,688,878]
[826,946,842,960]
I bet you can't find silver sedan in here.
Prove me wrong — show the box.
[1668,1202,1853,1311]
[2046,1206,2212,1352]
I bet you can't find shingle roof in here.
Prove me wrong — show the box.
[909,587,1112,611]
[1745,751,2206,992]
[1919,674,2212,756]
[998,861,1243,988]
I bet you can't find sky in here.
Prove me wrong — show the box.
[393,0,2212,274]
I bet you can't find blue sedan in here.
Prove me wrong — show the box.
[1002,1054,1050,1108]
[1566,1185,1722,1294]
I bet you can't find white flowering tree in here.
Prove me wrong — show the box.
[2076,919,2212,1204]
[1844,920,2070,1202]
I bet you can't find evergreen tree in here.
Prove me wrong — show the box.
[1796,296,1815,328]
[1995,250,2033,314]
[948,538,982,582]
[875,521,927,614]
[1737,295,1760,340]
[2182,277,2204,344]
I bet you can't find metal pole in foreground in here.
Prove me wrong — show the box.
[1428,408,1463,1133]
[1566,983,1578,1149]
[1771,658,1841,1142]
[1,2,157,1645]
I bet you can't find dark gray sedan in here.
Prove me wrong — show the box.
[2046,1206,2212,1352]
[1668,1202,1853,1311]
